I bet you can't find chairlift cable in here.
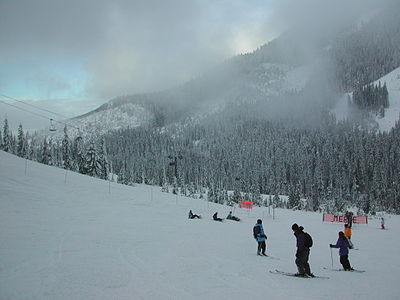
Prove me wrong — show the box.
[0,93,70,120]
[0,99,71,130]
[0,99,50,120]
[0,93,81,131]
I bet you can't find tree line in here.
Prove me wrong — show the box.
[1,119,108,180]
[101,110,400,215]
[353,82,389,116]
[2,107,400,215]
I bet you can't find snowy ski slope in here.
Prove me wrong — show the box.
[1,151,399,300]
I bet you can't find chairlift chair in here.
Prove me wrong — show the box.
[49,119,56,131]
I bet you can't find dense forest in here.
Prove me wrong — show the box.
[332,4,400,92]
[353,82,389,115]
[3,109,400,215]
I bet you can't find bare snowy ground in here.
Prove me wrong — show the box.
[0,150,399,300]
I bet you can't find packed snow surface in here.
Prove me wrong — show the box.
[0,150,399,300]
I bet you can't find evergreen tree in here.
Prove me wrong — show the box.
[62,125,72,170]
[47,138,54,165]
[84,142,101,177]
[41,138,51,165]
[207,185,217,203]
[2,117,10,152]
[72,136,85,173]
[16,123,25,157]
[97,138,108,180]
[27,134,36,161]
[272,194,283,208]
[288,185,301,210]
[9,132,16,155]
[230,190,242,205]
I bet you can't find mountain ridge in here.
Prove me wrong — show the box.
[54,2,400,137]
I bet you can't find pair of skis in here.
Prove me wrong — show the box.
[258,254,280,260]
[323,267,365,273]
[269,267,365,279]
[270,267,365,279]
[269,270,329,279]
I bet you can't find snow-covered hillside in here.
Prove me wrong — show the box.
[63,60,314,138]
[333,66,400,131]
[47,101,154,139]
[374,67,400,131]
[1,150,399,300]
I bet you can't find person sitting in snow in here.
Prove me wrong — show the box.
[227,211,240,221]
[330,231,354,271]
[213,212,223,221]
[188,210,201,219]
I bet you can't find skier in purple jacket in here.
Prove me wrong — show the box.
[330,231,353,271]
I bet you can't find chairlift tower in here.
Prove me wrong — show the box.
[168,154,183,179]
[168,154,183,194]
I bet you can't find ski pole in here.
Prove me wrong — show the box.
[330,246,333,269]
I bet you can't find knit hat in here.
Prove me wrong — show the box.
[292,223,299,231]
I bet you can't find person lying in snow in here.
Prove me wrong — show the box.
[188,210,201,219]
[213,212,223,221]
[226,211,240,221]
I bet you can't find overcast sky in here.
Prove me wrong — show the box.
[0,0,385,130]
[0,0,282,130]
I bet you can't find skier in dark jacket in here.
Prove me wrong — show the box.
[253,219,267,256]
[330,231,353,271]
[292,223,314,277]
[345,211,353,228]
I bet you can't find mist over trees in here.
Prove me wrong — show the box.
[5,107,399,215]
[1,2,400,215]
[332,2,400,92]
[98,110,400,214]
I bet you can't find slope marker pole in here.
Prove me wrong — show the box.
[24,158,28,175]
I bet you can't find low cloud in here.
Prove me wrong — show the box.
[0,0,276,101]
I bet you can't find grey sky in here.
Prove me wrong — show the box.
[0,1,275,92]
[0,0,387,130]
[0,0,280,129]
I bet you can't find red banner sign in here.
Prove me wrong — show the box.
[322,213,368,224]
[240,201,253,209]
